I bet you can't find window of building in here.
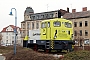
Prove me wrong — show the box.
[79,21,82,27]
[37,15,39,19]
[50,14,53,18]
[41,22,46,28]
[12,41,14,44]
[32,16,35,20]
[6,40,8,43]
[27,24,29,29]
[46,14,49,18]
[27,31,29,36]
[27,15,29,18]
[85,21,88,26]
[74,30,77,36]
[74,22,77,27]
[80,30,82,36]
[32,22,34,29]
[12,36,14,39]
[36,22,39,29]
[41,15,44,19]
[27,23,30,29]
[6,32,8,35]
[22,24,25,29]
[85,30,88,36]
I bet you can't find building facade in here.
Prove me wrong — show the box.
[1,25,21,46]
[21,7,69,40]
[63,7,90,46]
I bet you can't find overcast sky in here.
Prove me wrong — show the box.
[0,0,90,31]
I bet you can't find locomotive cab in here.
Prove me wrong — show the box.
[41,18,73,40]
[40,18,74,52]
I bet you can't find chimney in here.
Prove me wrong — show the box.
[72,9,76,13]
[82,7,87,11]
[67,7,69,13]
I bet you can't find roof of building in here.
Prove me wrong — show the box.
[30,9,68,16]
[1,25,21,32]
[24,7,34,14]
[31,10,59,15]
[22,7,69,23]
[63,10,90,19]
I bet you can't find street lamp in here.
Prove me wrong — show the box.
[9,8,17,55]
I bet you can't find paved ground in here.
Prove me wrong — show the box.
[0,56,5,60]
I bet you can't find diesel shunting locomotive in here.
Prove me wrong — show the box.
[23,18,75,52]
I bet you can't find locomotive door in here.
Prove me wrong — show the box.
[46,22,51,40]
[41,22,47,40]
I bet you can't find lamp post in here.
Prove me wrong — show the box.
[9,8,17,55]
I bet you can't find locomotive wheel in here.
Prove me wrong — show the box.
[45,49,50,53]
[33,44,38,51]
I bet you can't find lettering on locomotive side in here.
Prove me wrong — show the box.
[33,33,41,36]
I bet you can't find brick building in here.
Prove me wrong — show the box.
[63,7,90,46]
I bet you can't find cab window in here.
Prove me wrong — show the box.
[41,22,46,28]
[48,22,50,27]
[53,21,61,27]
[65,22,72,28]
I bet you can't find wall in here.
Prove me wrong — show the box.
[71,17,90,46]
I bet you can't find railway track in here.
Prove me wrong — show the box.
[37,49,67,57]
[37,50,66,59]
